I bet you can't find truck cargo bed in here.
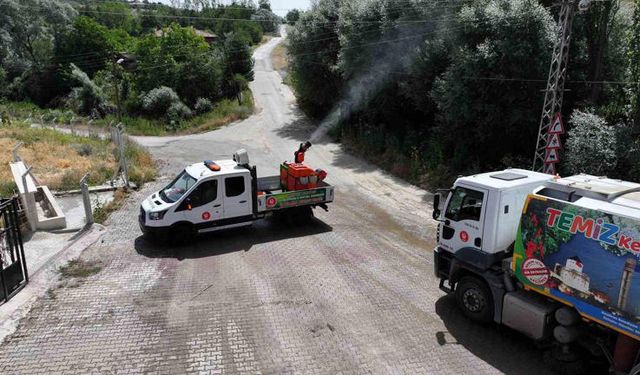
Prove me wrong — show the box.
[256,177,334,212]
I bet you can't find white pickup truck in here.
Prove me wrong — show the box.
[139,149,334,242]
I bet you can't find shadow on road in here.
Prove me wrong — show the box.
[435,294,557,375]
[134,217,333,260]
[274,112,319,143]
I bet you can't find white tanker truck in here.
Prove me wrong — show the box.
[433,169,640,374]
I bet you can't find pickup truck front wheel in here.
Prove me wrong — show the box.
[455,275,493,323]
[171,223,196,245]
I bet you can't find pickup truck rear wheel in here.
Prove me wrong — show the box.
[455,275,493,323]
[281,207,313,226]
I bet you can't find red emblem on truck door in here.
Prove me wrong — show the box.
[202,212,211,220]
[266,197,277,208]
[460,231,469,242]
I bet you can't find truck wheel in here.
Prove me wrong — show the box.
[284,207,313,226]
[455,275,494,323]
[171,223,195,245]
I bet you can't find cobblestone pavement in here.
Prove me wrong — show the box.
[0,30,558,374]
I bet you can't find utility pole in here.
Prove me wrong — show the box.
[533,0,588,173]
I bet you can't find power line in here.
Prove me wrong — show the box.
[461,76,640,86]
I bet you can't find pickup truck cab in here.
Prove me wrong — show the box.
[139,149,334,241]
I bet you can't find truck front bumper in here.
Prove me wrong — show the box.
[139,210,169,236]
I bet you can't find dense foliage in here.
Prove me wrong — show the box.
[289,0,640,185]
[0,0,280,131]
[565,110,617,175]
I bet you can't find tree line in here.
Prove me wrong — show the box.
[288,0,640,186]
[0,0,281,130]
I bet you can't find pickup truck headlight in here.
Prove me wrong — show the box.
[149,210,167,220]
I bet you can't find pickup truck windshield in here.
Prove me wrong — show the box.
[160,170,196,203]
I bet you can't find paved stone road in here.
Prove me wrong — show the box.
[0,29,558,374]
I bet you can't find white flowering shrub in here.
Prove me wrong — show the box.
[167,101,192,122]
[565,110,617,176]
[193,97,213,115]
[141,86,180,117]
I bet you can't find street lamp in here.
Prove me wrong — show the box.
[113,54,137,121]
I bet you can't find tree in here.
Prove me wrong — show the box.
[285,9,301,25]
[216,7,263,44]
[565,110,617,175]
[581,0,621,104]
[54,16,132,77]
[69,64,110,117]
[252,9,280,34]
[288,0,342,118]
[135,24,224,105]
[223,32,254,82]
[432,0,555,171]
[83,1,139,35]
[258,0,271,11]
[0,0,76,70]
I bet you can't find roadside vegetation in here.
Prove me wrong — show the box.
[0,102,156,197]
[289,0,640,187]
[59,259,103,279]
[0,0,281,135]
[271,42,291,85]
[92,188,127,224]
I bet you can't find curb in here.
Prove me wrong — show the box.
[0,224,106,344]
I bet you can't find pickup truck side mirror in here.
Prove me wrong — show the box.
[432,194,441,220]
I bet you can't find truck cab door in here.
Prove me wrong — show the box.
[439,185,488,253]
[176,179,223,225]
[223,175,252,219]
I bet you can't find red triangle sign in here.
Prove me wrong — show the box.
[545,148,560,163]
[549,113,565,134]
[543,163,556,175]
[546,133,562,150]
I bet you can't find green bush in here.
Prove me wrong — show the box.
[194,97,213,114]
[69,64,110,117]
[167,101,192,122]
[141,86,180,117]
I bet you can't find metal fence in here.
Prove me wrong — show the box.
[0,197,28,303]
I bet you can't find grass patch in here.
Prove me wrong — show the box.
[271,42,289,73]
[112,89,255,136]
[0,101,78,125]
[59,259,102,279]
[46,288,57,300]
[0,125,156,194]
[2,92,254,138]
[93,188,128,224]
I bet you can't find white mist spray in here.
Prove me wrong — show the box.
[309,19,439,143]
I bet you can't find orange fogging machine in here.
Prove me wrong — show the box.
[280,141,328,191]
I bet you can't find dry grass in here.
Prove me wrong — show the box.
[0,126,156,196]
[0,127,115,194]
[271,43,289,73]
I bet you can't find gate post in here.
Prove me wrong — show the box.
[80,173,93,226]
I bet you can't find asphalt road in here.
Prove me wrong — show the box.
[0,30,557,374]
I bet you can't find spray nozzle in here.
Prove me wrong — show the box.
[294,141,312,163]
